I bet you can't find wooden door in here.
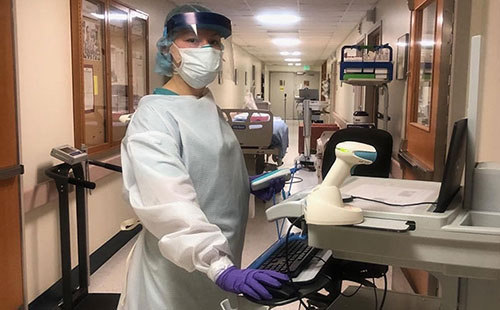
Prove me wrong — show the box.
[0,0,25,309]
[400,0,454,181]
[398,0,454,295]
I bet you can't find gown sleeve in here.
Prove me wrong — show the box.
[121,102,234,281]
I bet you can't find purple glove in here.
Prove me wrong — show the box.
[249,175,286,202]
[215,266,289,300]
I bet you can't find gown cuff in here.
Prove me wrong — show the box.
[207,256,234,282]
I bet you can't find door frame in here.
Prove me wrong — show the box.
[0,0,26,308]
[365,22,383,125]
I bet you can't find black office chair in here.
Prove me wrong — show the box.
[321,127,393,179]
[306,127,392,309]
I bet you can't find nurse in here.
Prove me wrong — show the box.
[118,4,288,310]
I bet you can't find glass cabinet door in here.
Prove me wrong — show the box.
[131,12,148,110]
[109,5,129,143]
[82,0,107,147]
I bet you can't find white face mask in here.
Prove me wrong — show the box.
[171,44,222,89]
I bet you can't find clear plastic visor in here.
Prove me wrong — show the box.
[165,12,234,81]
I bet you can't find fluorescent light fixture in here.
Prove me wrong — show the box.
[284,58,301,62]
[280,51,301,56]
[272,38,301,47]
[287,63,294,66]
[295,63,302,66]
[256,13,301,25]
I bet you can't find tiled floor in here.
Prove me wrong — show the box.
[89,120,391,309]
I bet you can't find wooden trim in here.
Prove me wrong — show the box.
[70,0,84,149]
[413,0,430,10]
[104,1,113,151]
[126,5,134,114]
[145,16,150,94]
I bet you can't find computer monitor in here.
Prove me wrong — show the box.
[299,88,319,100]
[434,118,467,213]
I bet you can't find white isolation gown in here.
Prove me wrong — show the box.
[118,89,250,310]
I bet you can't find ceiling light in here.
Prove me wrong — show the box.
[280,51,301,56]
[284,58,301,62]
[295,63,302,66]
[272,38,301,47]
[256,13,301,25]
[288,63,294,66]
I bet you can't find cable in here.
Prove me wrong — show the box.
[285,176,303,185]
[379,273,387,310]
[286,162,302,198]
[340,283,363,297]
[351,195,437,207]
[373,278,378,310]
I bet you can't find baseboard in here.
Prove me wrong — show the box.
[29,225,142,310]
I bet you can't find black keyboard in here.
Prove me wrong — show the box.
[257,238,320,278]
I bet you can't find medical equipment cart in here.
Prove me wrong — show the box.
[340,44,394,130]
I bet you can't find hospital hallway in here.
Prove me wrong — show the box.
[87,120,392,309]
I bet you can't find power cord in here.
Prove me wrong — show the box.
[379,273,387,310]
[285,176,304,185]
[320,267,388,310]
[351,195,437,207]
[373,278,378,310]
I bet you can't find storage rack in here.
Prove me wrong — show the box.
[339,44,394,130]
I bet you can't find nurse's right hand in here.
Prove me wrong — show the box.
[215,266,289,300]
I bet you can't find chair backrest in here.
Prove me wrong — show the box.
[321,127,393,179]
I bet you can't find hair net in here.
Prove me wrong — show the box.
[155,4,211,77]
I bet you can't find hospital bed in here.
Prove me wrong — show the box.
[222,109,289,174]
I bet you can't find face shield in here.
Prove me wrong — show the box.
[164,11,234,83]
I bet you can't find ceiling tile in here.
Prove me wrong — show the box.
[167,0,378,66]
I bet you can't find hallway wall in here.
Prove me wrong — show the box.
[15,0,175,302]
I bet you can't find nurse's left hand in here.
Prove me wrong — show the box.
[249,175,286,202]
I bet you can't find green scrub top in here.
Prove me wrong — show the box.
[153,88,179,96]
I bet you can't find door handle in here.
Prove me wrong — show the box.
[0,165,24,181]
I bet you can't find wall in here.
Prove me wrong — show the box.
[326,0,411,156]
[471,0,500,163]
[15,0,175,303]
[209,43,264,109]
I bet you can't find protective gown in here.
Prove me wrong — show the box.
[118,89,250,310]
